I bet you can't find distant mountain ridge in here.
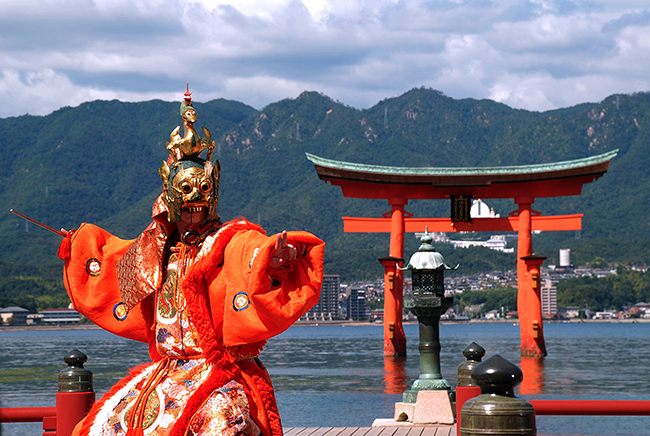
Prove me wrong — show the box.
[1,88,649,310]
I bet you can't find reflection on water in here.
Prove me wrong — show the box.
[383,357,408,394]
[519,356,545,395]
[2,322,650,435]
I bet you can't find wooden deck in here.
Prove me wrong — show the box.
[284,426,457,436]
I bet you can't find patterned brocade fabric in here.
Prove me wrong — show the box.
[97,359,209,435]
[188,381,261,436]
[155,251,204,357]
[92,360,260,436]
[116,222,168,311]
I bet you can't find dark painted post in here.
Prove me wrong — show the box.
[460,355,536,436]
[56,350,95,436]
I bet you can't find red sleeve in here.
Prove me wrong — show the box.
[62,223,152,343]
[214,230,324,347]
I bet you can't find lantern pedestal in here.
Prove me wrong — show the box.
[391,229,457,424]
[402,299,454,402]
[394,390,455,425]
[393,296,455,424]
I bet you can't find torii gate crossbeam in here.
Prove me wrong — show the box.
[343,215,583,233]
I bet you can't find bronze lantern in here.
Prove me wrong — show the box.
[400,228,457,403]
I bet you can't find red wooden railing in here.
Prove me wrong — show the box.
[0,406,57,435]
[456,386,650,436]
[530,399,650,416]
[0,392,94,436]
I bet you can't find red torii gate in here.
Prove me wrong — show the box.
[307,150,617,358]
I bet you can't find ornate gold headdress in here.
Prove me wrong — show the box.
[158,85,220,223]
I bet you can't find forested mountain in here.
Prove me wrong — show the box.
[1,88,649,311]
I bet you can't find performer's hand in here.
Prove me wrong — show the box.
[269,231,297,270]
[59,228,76,238]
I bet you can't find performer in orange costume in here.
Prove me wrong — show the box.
[58,88,324,436]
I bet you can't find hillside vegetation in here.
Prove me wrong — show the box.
[1,88,649,310]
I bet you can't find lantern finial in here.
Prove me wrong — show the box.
[419,227,436,251]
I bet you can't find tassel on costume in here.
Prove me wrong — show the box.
[57,229,76,260]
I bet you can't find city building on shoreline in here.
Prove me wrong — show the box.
[304,274,340,320]
[39,308,82,324]
[541,279,558,318]
[0,306,29,325]
[346,285,367,321]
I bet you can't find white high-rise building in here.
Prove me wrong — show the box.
[541,279,557,316]
[559,249,571,267]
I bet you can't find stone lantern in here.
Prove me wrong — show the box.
[393,228,458,425]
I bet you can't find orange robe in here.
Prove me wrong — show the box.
[61,203,324,436]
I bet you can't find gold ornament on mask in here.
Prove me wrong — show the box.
[166,84,216,164]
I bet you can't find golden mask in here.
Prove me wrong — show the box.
[159,159,220,223]
[173,167,212,205]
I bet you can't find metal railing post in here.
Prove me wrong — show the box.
[460,355,536,436]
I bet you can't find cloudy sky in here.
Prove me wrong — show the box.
[2,0,650,118]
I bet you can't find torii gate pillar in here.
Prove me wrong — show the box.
[379,255,405,357]
[520,254,548,357]
[515,196,547,357]
[381,198,408,357]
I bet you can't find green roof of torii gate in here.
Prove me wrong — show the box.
[306,149,618,199]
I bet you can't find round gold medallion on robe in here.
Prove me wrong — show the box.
[86,258,102,276]
[233,292,250,311]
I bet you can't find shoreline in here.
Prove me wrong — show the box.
[0,323,103,332]
[2,317,649,332]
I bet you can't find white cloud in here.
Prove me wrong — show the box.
[1,0,650,117]
[488,73,649,111]
[491,14,605,52]
[0,69,177,118]
[217,75,314,108]
[0,70,106,117]
[606,24,650,74]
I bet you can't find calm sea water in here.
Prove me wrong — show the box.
[2,322,650,435]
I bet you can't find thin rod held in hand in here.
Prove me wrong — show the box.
[10,209,65,237]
